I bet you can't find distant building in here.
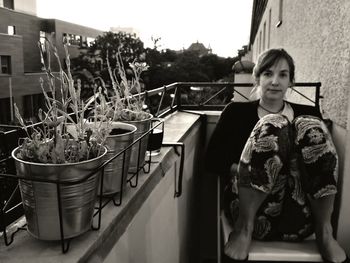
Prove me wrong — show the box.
[0,0,103,124]
[187,41,212,56]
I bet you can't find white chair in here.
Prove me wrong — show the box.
[217,176,323,262]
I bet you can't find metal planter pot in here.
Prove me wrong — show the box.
[123,113,152,173]
[12,146,107,241]
[100,122,136,195]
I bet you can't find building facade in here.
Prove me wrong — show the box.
[0,1,103,123]
[247,0,350,254]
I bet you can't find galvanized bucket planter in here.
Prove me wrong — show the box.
[12,146,107,241]
[99,122,136,195]
[123,113,153,173]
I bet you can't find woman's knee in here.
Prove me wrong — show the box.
[239,114,291,193]
[240,114,291,163]
[293,115,338,161]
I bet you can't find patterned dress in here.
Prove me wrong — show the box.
[223,113,338,241]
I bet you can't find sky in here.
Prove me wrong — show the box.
[36,0,253,58]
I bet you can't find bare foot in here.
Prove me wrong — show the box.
[316,225,347,263]
[224,224,252,260]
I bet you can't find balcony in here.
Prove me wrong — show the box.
[0,82,347,262]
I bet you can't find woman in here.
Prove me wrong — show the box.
[206,49,348,263]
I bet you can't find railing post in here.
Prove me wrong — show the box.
[176,83,182,110]
[315,82,321,113]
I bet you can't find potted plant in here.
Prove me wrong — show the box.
[83,88,137,196]
[11,40,110,241]
[105,51,153,173]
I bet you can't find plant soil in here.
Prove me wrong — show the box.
[110,128,130,135]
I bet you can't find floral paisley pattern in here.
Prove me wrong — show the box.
[254,135,279,153]
[264,202,282,217]
[224,114,338,241]
[289,155,306,205]
[253,216,272,239]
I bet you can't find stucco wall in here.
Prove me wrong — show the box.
[251,0,350,128]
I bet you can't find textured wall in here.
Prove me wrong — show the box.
[0,33,24,75]
[251,0,350,128]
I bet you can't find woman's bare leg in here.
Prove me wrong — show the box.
[309,195,346,263]
[294,116,347,262]
[224,186,267,260]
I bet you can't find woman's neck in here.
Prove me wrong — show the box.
[259,99,285,114]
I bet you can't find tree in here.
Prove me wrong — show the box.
[71,31,146,94]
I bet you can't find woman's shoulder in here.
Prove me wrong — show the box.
[287,101,322,118]
[223,100,258,114]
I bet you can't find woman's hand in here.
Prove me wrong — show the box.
[230,163,238,177]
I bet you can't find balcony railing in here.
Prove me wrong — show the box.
[0,81,321,253]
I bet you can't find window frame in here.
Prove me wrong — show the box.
[0,55,12,75]
[7,25,16,35]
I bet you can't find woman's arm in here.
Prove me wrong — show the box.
[205,103,240,176]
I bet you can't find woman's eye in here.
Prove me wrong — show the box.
[262,71,272,77]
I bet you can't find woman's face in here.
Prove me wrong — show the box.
[257,58,291,103]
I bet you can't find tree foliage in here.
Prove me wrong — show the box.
[71,31,239,97]
[71,31,145,82]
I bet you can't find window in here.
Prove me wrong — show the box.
[62,33,83,46]
[39,31,47,65]
[268,9,271,48]
[62,33,67,42]
[75,35,81,46]
[8,25,15,35]
[23,94,47,120]
[0,97,12,124]
[263,22,266,51]
[86,37,95,47]
[259,31,262,53]
[3,0,14,9]
[0,56,11,74]
[81,36,88,47]
[39,31,46,49]
[276,0,283,27]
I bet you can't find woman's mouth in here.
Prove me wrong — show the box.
[268,89,281,92]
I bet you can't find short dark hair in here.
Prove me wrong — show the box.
[253,48,295,84]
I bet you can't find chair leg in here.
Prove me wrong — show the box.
[217,176,222,263]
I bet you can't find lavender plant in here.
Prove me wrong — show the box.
[105,50,150,121]
[14,39,112,164]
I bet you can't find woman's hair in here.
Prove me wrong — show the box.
[253,48,295,84]
[249,48,295,100]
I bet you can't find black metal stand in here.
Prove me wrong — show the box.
[161,142,185,198]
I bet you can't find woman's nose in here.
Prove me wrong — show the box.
[272,75,279,86]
